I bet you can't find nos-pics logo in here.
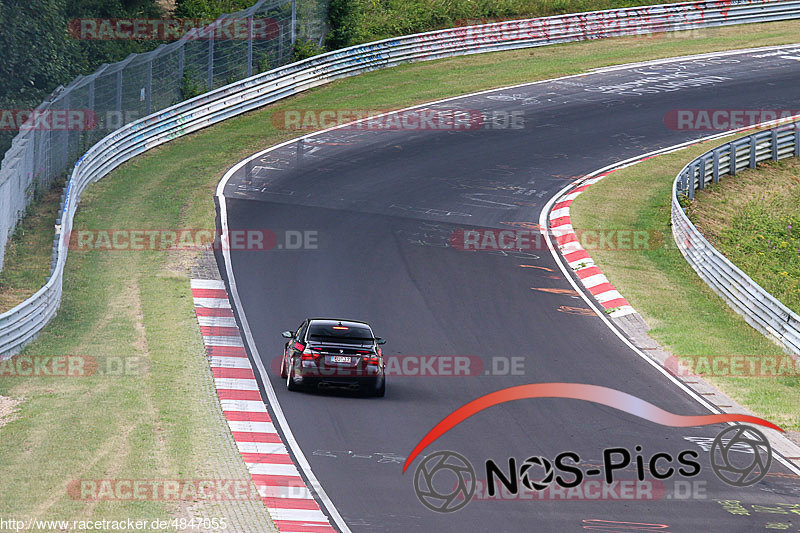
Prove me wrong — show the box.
[412,424,773,513]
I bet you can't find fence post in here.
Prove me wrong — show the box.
[87,78,95,147]
[291,0,297,45]
[688,165,696,200]
[178,45,185,86]
[146,59,153,115]
[116,70,123,119]
[247,15,254,76]
[730,144,737,176]
[208,30,215,90]
[749,136,757,168]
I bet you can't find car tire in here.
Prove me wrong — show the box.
[374,378,385,397]
[287,360,301,391]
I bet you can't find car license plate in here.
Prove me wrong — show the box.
[331,356,351,363]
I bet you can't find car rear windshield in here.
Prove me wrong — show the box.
[307,323,374,344]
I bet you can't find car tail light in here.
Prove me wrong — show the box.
[301,347,322,361]
[362,355,380,365]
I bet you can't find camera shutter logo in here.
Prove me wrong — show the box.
[519,456,554,491]
[710,425,772,487]
[413,451,476,513]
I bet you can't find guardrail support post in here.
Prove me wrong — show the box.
[730,144,737,176]
[688,166,696,200]
[771,129,779,161]
[712,149,720,183]
[795,130,800,157]
[697,158,706,190]
[749,136,757,169]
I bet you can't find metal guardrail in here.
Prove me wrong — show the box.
[672,121,800,355]
[3,0,800,356]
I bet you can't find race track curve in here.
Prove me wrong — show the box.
[218,45,800,532]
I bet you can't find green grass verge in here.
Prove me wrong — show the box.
[689,157,800,315]
[570,140,800,432]
[1,21,799,523]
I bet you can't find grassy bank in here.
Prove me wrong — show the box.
[570,141,800,431]
[688,157,800,315]
[1,21,799,524]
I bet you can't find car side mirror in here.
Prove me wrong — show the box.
[281,331,294,339]
[375,337,386,345]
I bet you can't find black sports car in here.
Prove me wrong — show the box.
[280,318,386,396]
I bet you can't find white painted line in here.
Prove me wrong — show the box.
[247,462,303,477]
[237,441,288,455]
[265,508,329,522]
[214,378,260,391]
[191,279,226,290]
[609,306,637,318]
[192,297,231,308]
[228,420,277,433]
[579,273,609,288]
[202,335,245,347]
[594,289,625,303]
[220,399,268,413]
[210,356,253,369]
[198,316,238,327]
[258,485,314,500]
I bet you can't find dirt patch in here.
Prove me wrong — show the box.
[0,394,21,428]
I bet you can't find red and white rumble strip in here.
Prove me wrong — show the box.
[191,279,336,533]
[549,172,636,318]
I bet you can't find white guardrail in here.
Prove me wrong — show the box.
[2,0,800,356]
[672,121,800,355]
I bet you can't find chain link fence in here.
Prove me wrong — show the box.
[0,0,329,270]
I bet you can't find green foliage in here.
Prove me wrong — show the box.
[292,37,325,61]
[181,69,207,100]
[174,0,257,19]
[326,0,360,49]
[326,0,681,48]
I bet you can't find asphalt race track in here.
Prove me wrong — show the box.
[219,46,800,532]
